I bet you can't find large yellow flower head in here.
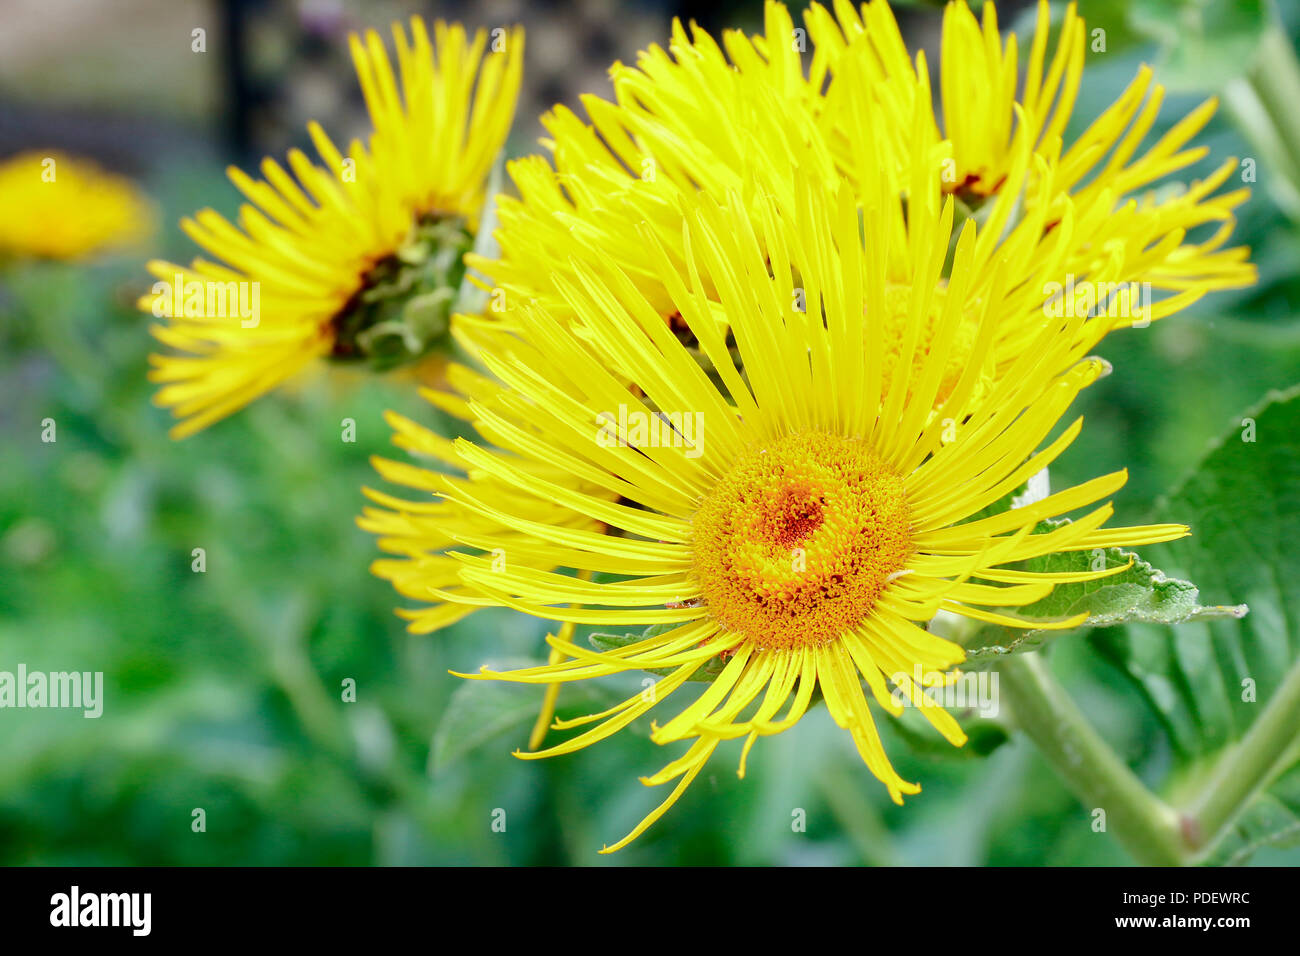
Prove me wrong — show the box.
[0,151,152,261]
[144,19,523,438]
[365,169,1188,852]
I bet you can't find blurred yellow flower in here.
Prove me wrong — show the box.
[0,151,152,261]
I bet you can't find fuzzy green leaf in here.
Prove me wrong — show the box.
[961,522,1244,664]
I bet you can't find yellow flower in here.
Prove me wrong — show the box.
[359,353,612,635]
[362,6,822,675]
[0,151,152,261]
[359,316,624,748]
[144,19,523,438]
[481,0,1253,397]
[365,0,1252,785]
[814,0,1254,300]
[368,173,1188,852]
[482,1,835,323]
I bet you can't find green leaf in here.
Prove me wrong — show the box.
[589,623,728,682]
[1205,761,1300,866]
[961,520,1244,664]
[431,658,619,772]
[1093,385,1300,863]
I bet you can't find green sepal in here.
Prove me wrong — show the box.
[329,215,473,372]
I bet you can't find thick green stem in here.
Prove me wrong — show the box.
[1184,656,1300,857]
[997,652,1186,866]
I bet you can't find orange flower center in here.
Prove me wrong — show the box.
[691,432,913,650]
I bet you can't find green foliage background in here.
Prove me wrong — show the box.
[1,0,1298,865]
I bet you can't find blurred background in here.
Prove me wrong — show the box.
[1,0,1298,865]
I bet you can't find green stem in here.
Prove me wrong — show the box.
[997,652,1186,866]
[1226,24,1300,222]
[1183,655,1300,857]
[1249,27,1300,185]
[817,761,900,867]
